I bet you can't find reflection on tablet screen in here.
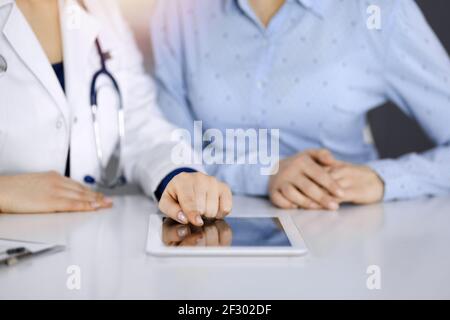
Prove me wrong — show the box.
[162,218,291,248]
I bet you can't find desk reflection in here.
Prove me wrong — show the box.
[293,204,385,256]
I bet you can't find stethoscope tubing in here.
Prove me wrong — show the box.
[85,39,125,188]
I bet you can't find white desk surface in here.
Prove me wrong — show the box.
[1,192,449,300]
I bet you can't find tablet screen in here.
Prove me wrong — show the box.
[162,217,292,248]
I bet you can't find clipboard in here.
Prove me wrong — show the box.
[0,238,65,266]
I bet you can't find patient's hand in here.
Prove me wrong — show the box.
[158,172,232,227]
[0,171,112,214]
[329,164,385,205]
[269,149,345,210]
[162,218,233,247]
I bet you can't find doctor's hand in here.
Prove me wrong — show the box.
[329,164,385,205]
[0,172,113,214]
[158,172,232,227]
[269,149,345,211]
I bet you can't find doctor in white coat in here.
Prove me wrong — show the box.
[0,0,232,226]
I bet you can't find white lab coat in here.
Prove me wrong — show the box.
[0,0,197,199]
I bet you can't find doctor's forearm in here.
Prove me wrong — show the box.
[0,173,112,214]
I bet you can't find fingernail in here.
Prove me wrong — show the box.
[177,227,188,238]
[177,212,188,224]
[103,197,113,205]
[91,202,101,209]
[196,216,204,226]
[329,202,339,210]
[310,203,321,209]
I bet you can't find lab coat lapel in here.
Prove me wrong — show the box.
[61,0,100,110]
[60,0,102,182]
[1,0,70,123]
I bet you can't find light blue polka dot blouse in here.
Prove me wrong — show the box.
[150,0,450,201]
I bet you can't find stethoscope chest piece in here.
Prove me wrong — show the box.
[0,55,7,76]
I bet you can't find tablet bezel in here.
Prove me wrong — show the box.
[146,213,308,257]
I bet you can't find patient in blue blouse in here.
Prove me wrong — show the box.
[150,0,450,210]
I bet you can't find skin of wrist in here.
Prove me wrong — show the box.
[0,176,8,212]
[367,167,385,202]
[376,173,386,202]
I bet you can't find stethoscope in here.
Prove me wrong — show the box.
[83,38,126,189]
[0,44,125,188]
[0,54,6,77]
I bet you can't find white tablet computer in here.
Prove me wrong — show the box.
[146,213,308,257]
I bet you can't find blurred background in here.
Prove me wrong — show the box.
[118,0,450,159]
[118,0,155,70]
